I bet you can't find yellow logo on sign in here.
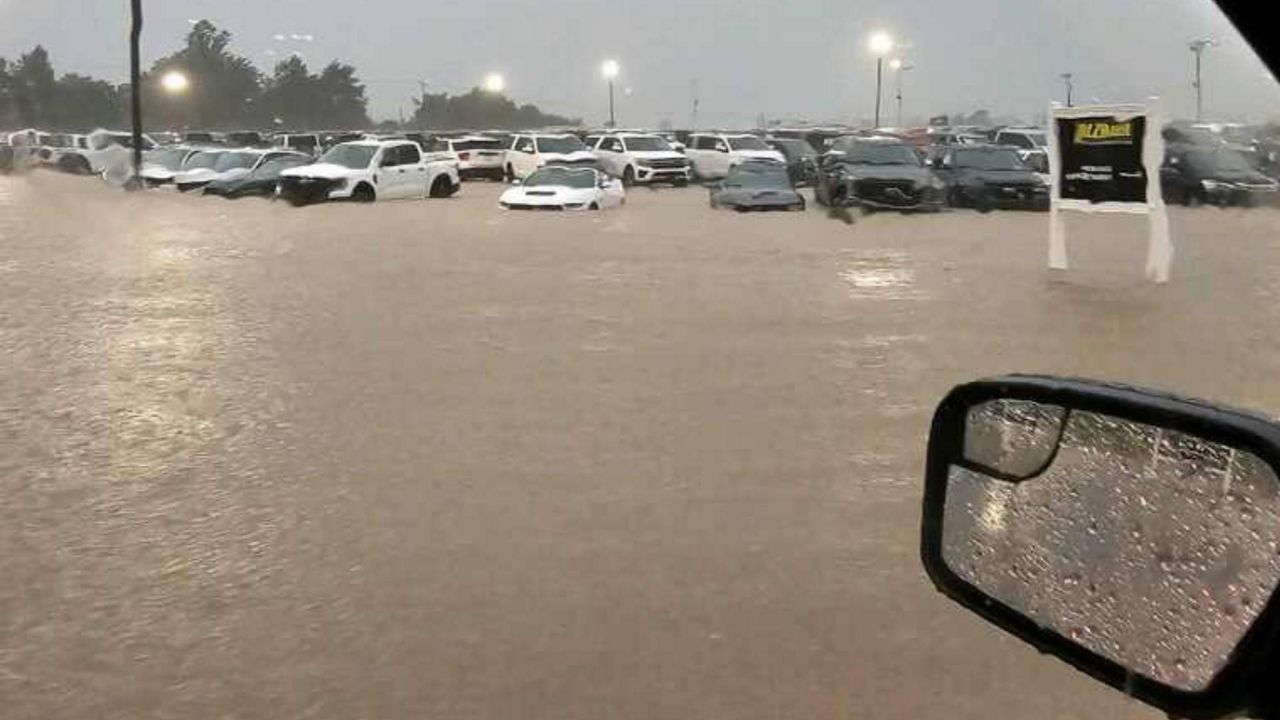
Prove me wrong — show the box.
[1074,121,1134,144]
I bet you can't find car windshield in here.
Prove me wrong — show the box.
[838,141,922,165]
[147,148,190,170]
[623,136,671,152]
[183,151,223,170]
[7,3,1280,720]
[213,152,259,172]
[727,136,770,151]
[319,143,376,169]
[535,136,587,153]
[523,167,596,188]
[723,165,791,188]
[1186,147,1258,173]
[954,148,1027,170]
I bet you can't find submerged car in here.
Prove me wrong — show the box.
[171,149,229,191]
[684,133,786,180]
[708,161,805,211]
[203,155,314,198]
[814,137,945,212]
[140,146,202,186]
[278,139,461,205]
[498,166,624,211]
[765,137,819,186]
[503,133,597,180]
[1161,144,1279,206]
[929,145,1049,210]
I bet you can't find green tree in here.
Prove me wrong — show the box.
[0,58,12,127]
[143,19,262,129]
[260,55,317,128]
[410,88,578,130]
[55,74,123,130]
[315,62,370,128]
[10,46,57,126]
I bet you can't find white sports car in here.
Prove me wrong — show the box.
[498,166,625,211]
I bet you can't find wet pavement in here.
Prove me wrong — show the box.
[3,170,1280,719]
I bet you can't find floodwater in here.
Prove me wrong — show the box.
[3,170,1280,719]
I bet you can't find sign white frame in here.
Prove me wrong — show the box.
[1046,100,1173,283]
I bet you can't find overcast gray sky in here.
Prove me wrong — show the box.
[3,0,1277,127]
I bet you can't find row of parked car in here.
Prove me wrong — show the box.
[6,122,1278,212]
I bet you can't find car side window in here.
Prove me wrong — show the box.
[602,137,621,152]
[691,136,711,150]
[713,139,729,152]
[516,136,535,153]
[1001,133,1029,149]
[400,144,421,164]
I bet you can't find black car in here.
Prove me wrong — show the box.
[929,145,1049,211]
[203,155,314,199]
[708,161,806,212]
[1161,143,1279,206]
[766,137,819,186]
[814,138,944,211]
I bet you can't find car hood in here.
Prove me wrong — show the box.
[500,185,598,205]
[1204,169,1277,186]
[630,151,686,162]
[712,186,802,206]
[141,165,178,179]
[280,162,361,180]
[214,167,252,182]
[838,163,934,183]
[173,168,218,183]
[960,168,1044,185]
[732,149,787,163]
[541,151,597,164]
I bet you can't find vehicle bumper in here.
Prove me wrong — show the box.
[1204,185,1279,207]
[279,177,345,205]
[634,165,691,183]
[459,166,505,180]
[845,183,945,211]
[974,185,1050,210]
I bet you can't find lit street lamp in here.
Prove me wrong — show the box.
[601,60,620,127]
[1189,39,1215,121]
[483,73,506,94]
[161,70,189,94]
[867,31,894,128]
[889,59,913,127]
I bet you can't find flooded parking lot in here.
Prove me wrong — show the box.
[4,171,1280,719]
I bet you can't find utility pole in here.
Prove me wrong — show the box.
[874,56,884,128]
[692,79,699,129]
[891,60,913,127]
[1189,39,1215,121]
[128,0,143,189]
[1061,73,1073,107]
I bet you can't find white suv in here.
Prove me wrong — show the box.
[684,133,785,180]
[503,133,596,180]
[591,132,691,186]
[279,139,460,205]
[430,135,507,181]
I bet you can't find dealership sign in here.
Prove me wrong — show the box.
[1047,101,1173,282]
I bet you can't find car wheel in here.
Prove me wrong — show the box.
[622,166,635,187]
[1184,188,1203,207]
[352,183,376,203]
[504,164,516,182]
[589,202,600,210]
[429,175,452,198]
[674,177,688,188]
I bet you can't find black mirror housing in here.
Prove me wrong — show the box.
[921,375,1280,720]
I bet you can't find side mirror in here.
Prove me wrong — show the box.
[922,375,1280,720]
[511,178,522,186]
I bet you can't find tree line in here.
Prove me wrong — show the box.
[1,20,578,132]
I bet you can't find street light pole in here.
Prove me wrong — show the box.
[601,60,620,128]
[890,60,913,127]
[1061,73,1073,107]
[874,57,883,128]
[1189,39,1214,121]
[608,78,615,128]
[129,0,143,189]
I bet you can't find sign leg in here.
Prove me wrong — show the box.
[1145,205,1173,283]
[1048,204,1069,270]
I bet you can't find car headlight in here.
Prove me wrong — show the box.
[1201,179,1233,192]
[635,160,652,168]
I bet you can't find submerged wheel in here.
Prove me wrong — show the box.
[352,184,376,202]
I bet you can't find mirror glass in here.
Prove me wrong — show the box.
[942,400,1280,691]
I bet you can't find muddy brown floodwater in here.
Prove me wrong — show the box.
[3,170,1280,719]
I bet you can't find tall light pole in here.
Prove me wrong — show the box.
[889,59,913,127]
[1189,39,1215,121]
[1060,72,1073,107]
[601,60,620,128]
[128,0,143,189]
[868,32,894,128]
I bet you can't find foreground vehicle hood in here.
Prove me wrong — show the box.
[963,169,1045,186]
[280,163,360,181]
[499,185,599,207]
[541,151,597,165]
[712,187,803,207]
[173,168,217,184]
[734,150,787,164]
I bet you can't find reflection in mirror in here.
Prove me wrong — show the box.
[963,399,1066,479]
[943,404,1280,692]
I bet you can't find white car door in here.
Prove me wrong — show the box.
[598,173,626,207]
[686,135,711,178]
[596,136,626,177]
[398,143,429,197]
[510,135,538,179]
[375,144,414,199]
[706,137,733,178]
